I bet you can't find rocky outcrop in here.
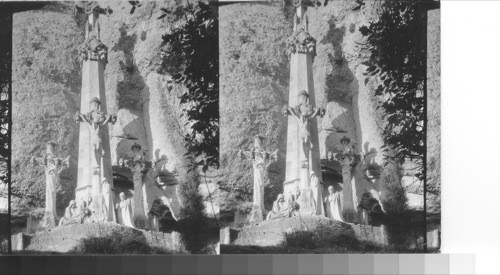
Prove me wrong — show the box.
[12,3,83,217]
[219,3,292,220]
[25,222,176,253]
[426,9,441,215]
[230,215,387,247]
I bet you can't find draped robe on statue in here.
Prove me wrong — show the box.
[58,201,84,226]
[266,194,290,220]
[116,198,135,228]
[325,191,345,222]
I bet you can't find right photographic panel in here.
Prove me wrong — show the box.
[219,0,440,253]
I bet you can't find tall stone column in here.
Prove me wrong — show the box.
[74,3,115,222]
[127,143,152,229]
[283,1,324,216]
[31,143,69,230]
[240,137,278,223]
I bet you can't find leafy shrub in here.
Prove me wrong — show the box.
[176,175,210,254]
[312,224,358,248]
[80,229,170,254]
[378,163,413,250]
[282,231,316,250]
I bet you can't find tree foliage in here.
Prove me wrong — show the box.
[359,0,426,180]
[177,173,210,254]
[159,1,219,172]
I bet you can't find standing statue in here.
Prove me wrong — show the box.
[239,136,278,223]
[284,90,325,162]
[310,173,325,215]
[325,185,345,222]
[116,192,135,228]
[101,179,111,219]
[149,150,182,221]
[31,142,69,230]
[75,97,116,175]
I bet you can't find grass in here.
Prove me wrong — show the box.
[79,229,171,254]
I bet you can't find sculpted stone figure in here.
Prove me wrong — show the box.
[101,179,111,218]
[58,200,84,227]
[325,185,345,222]
[266,194,290,220]
[149,151,182,221]
[240,136,278,223]
[31,143,69,230]
[75,97,116,175]
[116,192,135,228]
[83,194,107,223]
[284,90,325,162]
[310,173,325,215]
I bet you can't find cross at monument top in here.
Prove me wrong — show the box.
[82,2,112,40]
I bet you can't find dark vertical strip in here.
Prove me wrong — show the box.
[0,3,14,254]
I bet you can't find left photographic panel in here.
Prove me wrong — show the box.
[5,1,219,254]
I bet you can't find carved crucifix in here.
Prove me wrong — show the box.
[31,142,69,230]
[283,90,325,163]
[75,97,116,175]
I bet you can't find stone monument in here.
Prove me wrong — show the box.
[73,2,116,222]
[239,137,278,223]
[31,143,69,230]
[282,0,325,216]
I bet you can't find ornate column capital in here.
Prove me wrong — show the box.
[286,29,316,57]
[78,38,108,64]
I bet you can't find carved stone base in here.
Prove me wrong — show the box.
[38,212,58,231]
[248,205,264,224]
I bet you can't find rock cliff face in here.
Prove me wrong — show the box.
[11,1,201,219]
[220,1,440,218]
